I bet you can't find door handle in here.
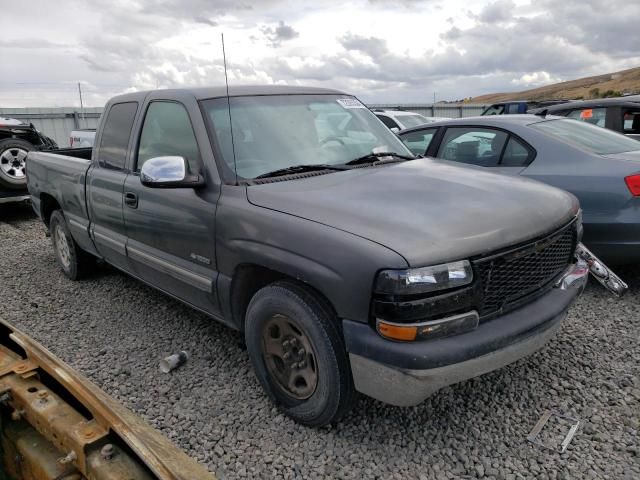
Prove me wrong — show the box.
[124,192,138,208]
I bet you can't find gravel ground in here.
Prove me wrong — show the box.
[0,204,638,480]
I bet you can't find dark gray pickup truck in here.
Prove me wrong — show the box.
[27,86,592,426]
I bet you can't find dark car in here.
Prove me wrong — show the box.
[481,100,569,116]
[529,96,640,140]
[27,86,594,426]
[399,115,640,263]
[0,116,57,190]
[0,116,57,206]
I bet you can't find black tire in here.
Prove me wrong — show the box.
[49,210,93,280]
[245,281,356,427]
[0,138,33,189]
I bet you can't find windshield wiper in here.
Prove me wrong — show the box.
[343,152,416,166]
[254,163,347,179]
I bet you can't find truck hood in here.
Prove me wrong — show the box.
[247,158,578,266]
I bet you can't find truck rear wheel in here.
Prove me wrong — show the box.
[49,210,93,280]
[245,281,356,427]
[0,138,33,189]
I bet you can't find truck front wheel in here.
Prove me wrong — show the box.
[49,210,93,280]
[245,281,356,427]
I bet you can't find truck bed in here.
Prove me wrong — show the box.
[27,148,92,239]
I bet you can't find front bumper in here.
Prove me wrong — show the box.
[343,263,588,406]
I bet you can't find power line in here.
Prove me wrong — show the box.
[0,81,133,88]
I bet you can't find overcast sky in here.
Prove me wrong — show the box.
[1,0,639,107]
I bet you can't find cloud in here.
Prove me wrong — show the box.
[0,38,71,49]
[367,0,433,5]
[478,0,515,23]
[137,0,257,19]
[194,16,218,26]
[260,21,300,47]
[340,34,388,59]
[512,71,562,87]
[1,0,640,107]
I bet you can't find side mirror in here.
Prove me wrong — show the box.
[390,127,400,134]
[140,156,204,188]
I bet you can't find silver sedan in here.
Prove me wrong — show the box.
[398,114,640,263]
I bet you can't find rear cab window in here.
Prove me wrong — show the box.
[98,102,138,170]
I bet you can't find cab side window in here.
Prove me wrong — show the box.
[98,102,138,170]
[137,102,201,173]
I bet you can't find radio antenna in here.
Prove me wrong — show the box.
[221,33,238,185]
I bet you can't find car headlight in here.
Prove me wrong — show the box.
[375,260,473,295]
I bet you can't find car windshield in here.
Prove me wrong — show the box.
[201,94,412,180]
[398,114,428,128]
[530,118,640,155]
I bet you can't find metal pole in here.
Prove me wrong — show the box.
[77,82,87,128]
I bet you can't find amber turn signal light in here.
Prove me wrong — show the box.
[376,311,480,342]
[377,321,418,341]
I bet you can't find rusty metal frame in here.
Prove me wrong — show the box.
[0,318,215,479]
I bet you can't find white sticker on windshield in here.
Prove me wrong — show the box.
[337,98,366,109]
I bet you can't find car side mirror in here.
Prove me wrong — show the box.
[390,127,400,134]
[140,156,204,188]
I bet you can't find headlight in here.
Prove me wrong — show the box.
[375,260,473,295]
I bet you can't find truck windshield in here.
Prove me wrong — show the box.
[530,118,640,155]
[201,94,413,180]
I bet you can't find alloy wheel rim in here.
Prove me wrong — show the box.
[0,148,28,179]
[261,314,318,400]
[54,224,71,269]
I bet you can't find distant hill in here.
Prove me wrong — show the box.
[470,67,640,103]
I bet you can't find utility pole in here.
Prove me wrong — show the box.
[77,82,87,128]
